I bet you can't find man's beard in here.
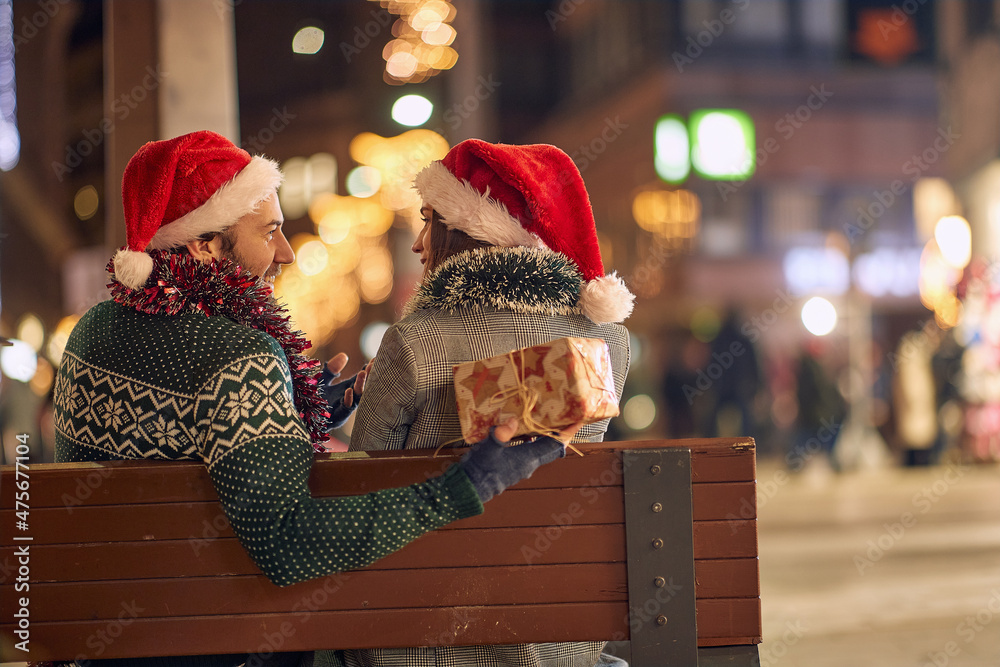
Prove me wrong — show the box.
[220,249,281,284]
[263,264,282,282]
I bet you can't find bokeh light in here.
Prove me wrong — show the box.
[918,240,959,311]
[279,153,337,220]
[386,51,419,79]
[73,185,100,221]
[357,244,394,304]
[934,215,972,269]
[379,0,458,84]
[784,246,850,296]
[391,94,434,127]
[913,178,960,240]
[360,321,390,360]
[0,0,19,171]
[292,26,325,54]
[47,315,79,365]
[623,394,657,431]
[632,188,700,252]
[296,237,329,277]
[29,357,53,397]
[801,297,837,336]
[346,166,382,198]
[1,339,37,383]
[16,313,44,353]
[691,306,721,343]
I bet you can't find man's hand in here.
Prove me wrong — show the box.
[457,418,583,503]
[491,418,584,444]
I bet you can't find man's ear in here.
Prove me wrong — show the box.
[186,236,219,263]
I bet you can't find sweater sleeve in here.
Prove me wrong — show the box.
[198,350,483,587]
[350,325,418,452]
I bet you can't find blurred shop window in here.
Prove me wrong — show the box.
[563,1,673,101]
[681,0,721,35]
[766,185,823,249]
[836,189,916,245]
[800,0,843,51]
[966,0,997,40]
[697,185,751,257]
[846,0,936,67]
[681,0,843,57]
[727,0,789,43]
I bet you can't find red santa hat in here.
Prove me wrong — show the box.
[112,130,283,289]
[413,139,633,324]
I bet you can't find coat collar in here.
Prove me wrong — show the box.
[403,246,584,317]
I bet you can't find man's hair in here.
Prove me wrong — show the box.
[425,212,491,274]
[196,226,238,254]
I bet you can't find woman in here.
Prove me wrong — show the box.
[346,139,633,667]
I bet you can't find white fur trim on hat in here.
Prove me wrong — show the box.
[578,272,635,324]
[146,156,284,250]
[113,247,155,290]
[414,161,545,249]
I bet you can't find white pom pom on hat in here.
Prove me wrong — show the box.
[114,130,283,289]
[579,272,635,324]
[112,248,154,290]
[413,139,634,324]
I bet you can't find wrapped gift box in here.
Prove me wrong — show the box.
[452,337,620,443]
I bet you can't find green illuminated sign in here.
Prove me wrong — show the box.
[656,110,756,183]
[654,114,690,184]
[690,109,755,180]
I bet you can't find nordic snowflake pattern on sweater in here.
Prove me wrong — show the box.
[54,299,483,586]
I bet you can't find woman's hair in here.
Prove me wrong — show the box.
[424,211,491,274]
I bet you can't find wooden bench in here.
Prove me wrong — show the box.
[1,438,760,665]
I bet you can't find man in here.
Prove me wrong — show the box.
[52,131,572,666]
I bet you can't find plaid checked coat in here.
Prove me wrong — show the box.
[346,246,630,667]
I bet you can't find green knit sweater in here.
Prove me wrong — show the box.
[53,300,483,586]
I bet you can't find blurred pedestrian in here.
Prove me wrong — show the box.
[892,330,937,466]
[704,307,762,439]
[662,330,708,438]
[790,340,846,472]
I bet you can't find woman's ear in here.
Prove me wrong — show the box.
[186,236,219,263]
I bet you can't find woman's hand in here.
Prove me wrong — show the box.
[322,354,375,428]
[327,353,374,407]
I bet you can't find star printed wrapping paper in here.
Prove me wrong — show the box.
[452,337,621,443]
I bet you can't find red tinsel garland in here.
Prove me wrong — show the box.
[106,250,331,450]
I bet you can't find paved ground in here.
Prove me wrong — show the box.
[757,457,1000,667]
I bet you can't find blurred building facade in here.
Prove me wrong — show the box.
[3,0,999,457]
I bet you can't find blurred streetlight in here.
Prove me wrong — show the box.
[1,339,37,383]
[392,94,434,127]
[801,296,837,336]
[934,215,972,269]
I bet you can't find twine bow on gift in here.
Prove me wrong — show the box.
[482,350,584,456]
[435,350,585,457]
